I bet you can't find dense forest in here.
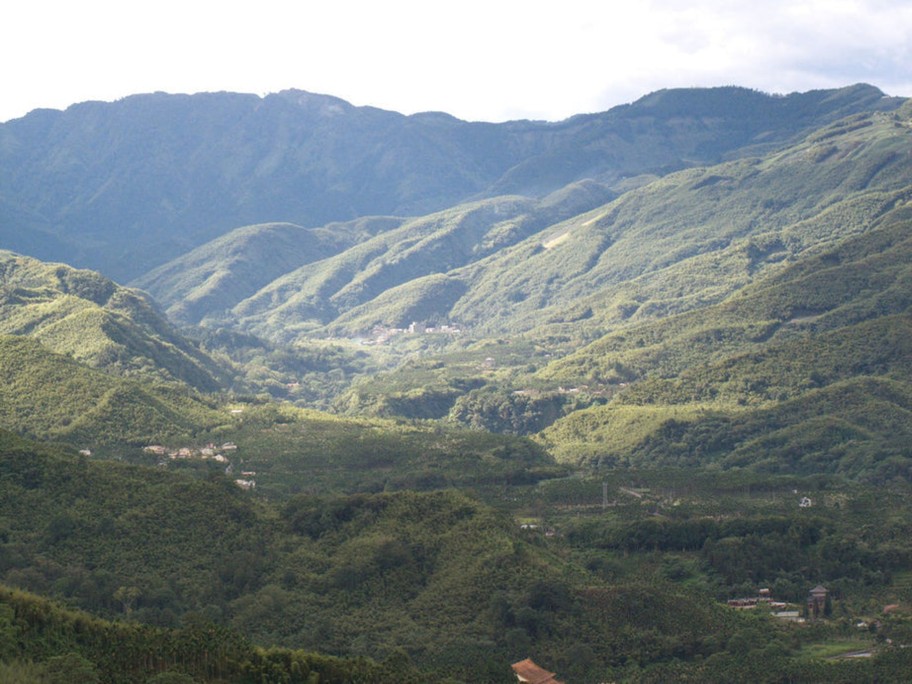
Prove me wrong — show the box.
[0,86,911,682]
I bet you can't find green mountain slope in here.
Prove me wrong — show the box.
[217,405,563,497]
[448,107,912,337]
[4,434,912,682]
[191,104,912,345]
[540,199,912,387]
[0,335,222,446]
[296,104,912,481]
[537,207,912,476]
[0,250,228,391]
[133,218,406,325]
[226,183,615,338]
[0,431,754,682]
[0,584,422,683]
[0,85,898,282]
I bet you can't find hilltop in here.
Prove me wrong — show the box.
[0,250,228,391]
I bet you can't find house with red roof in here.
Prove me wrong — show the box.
[511,658,564,684]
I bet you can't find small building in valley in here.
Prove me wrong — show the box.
[807,585,829,619]
[511,658,564,684]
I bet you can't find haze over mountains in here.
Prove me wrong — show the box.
[0,84,898,282]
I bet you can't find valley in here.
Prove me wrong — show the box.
[0,85,910,682]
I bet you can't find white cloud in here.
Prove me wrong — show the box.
[1,0,909,123]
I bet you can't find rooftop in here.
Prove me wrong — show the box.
[511,658,564,684]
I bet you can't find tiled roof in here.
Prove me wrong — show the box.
[511,658,564,684]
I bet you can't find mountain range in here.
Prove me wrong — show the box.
[0,83,898,283]
[2,82,912,682]
[165,102,909,343]
[0,84,909,475]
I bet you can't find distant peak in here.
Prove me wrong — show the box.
[632,86,770,109]
[408,110,462,124]
[272,89,354,111]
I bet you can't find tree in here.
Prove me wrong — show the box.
[114,585,141,616]
[42,653,99,684]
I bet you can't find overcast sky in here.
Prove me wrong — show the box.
[2,0,910,124]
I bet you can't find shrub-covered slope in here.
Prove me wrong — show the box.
[132,218,407,325]
[0,431,754,682]
[226,182,616,338]
[538,207,912,476]
[186,104,912,344]
[4,445,912,682]
[448,107,912,336]
[0,584,428,683]
[0,251,228,391]
[284,105,912,480]
[541,199,912,387]
[0,335,223,446]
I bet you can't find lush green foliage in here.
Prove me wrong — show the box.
[0,252,228,391]
[159,103,911,346]
[0,335,224,446]
[206,403,565,496]
[503,469,912,681]
[4,429,911,681]
[0,432,740,682]
[226,191,617,339]
[133,219,404,326]
[194,327,372,409]
[537,204,912,474]
[162,103,912,486]
[0,585,427,683]
[4,87,912,683]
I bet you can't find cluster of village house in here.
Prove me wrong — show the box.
[509,582,904,683]
[352,322,462,345]
[142,442,257,490]
[726,585,830,622]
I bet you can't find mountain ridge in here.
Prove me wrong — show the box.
[156,103,912,343]
[0,84,898,282]
[0,250,229,391]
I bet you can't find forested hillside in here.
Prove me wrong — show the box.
[0,251,228,391]
[0,85,897,281]
[3,430,912,682]
[2,86,912,683]
[132,218,407,325]
[131,102,912,347]
[0,335,223,446]
[287,103,912,478]
[0,431,737,681]
[223,184,617,338]
[535,199,912,471]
